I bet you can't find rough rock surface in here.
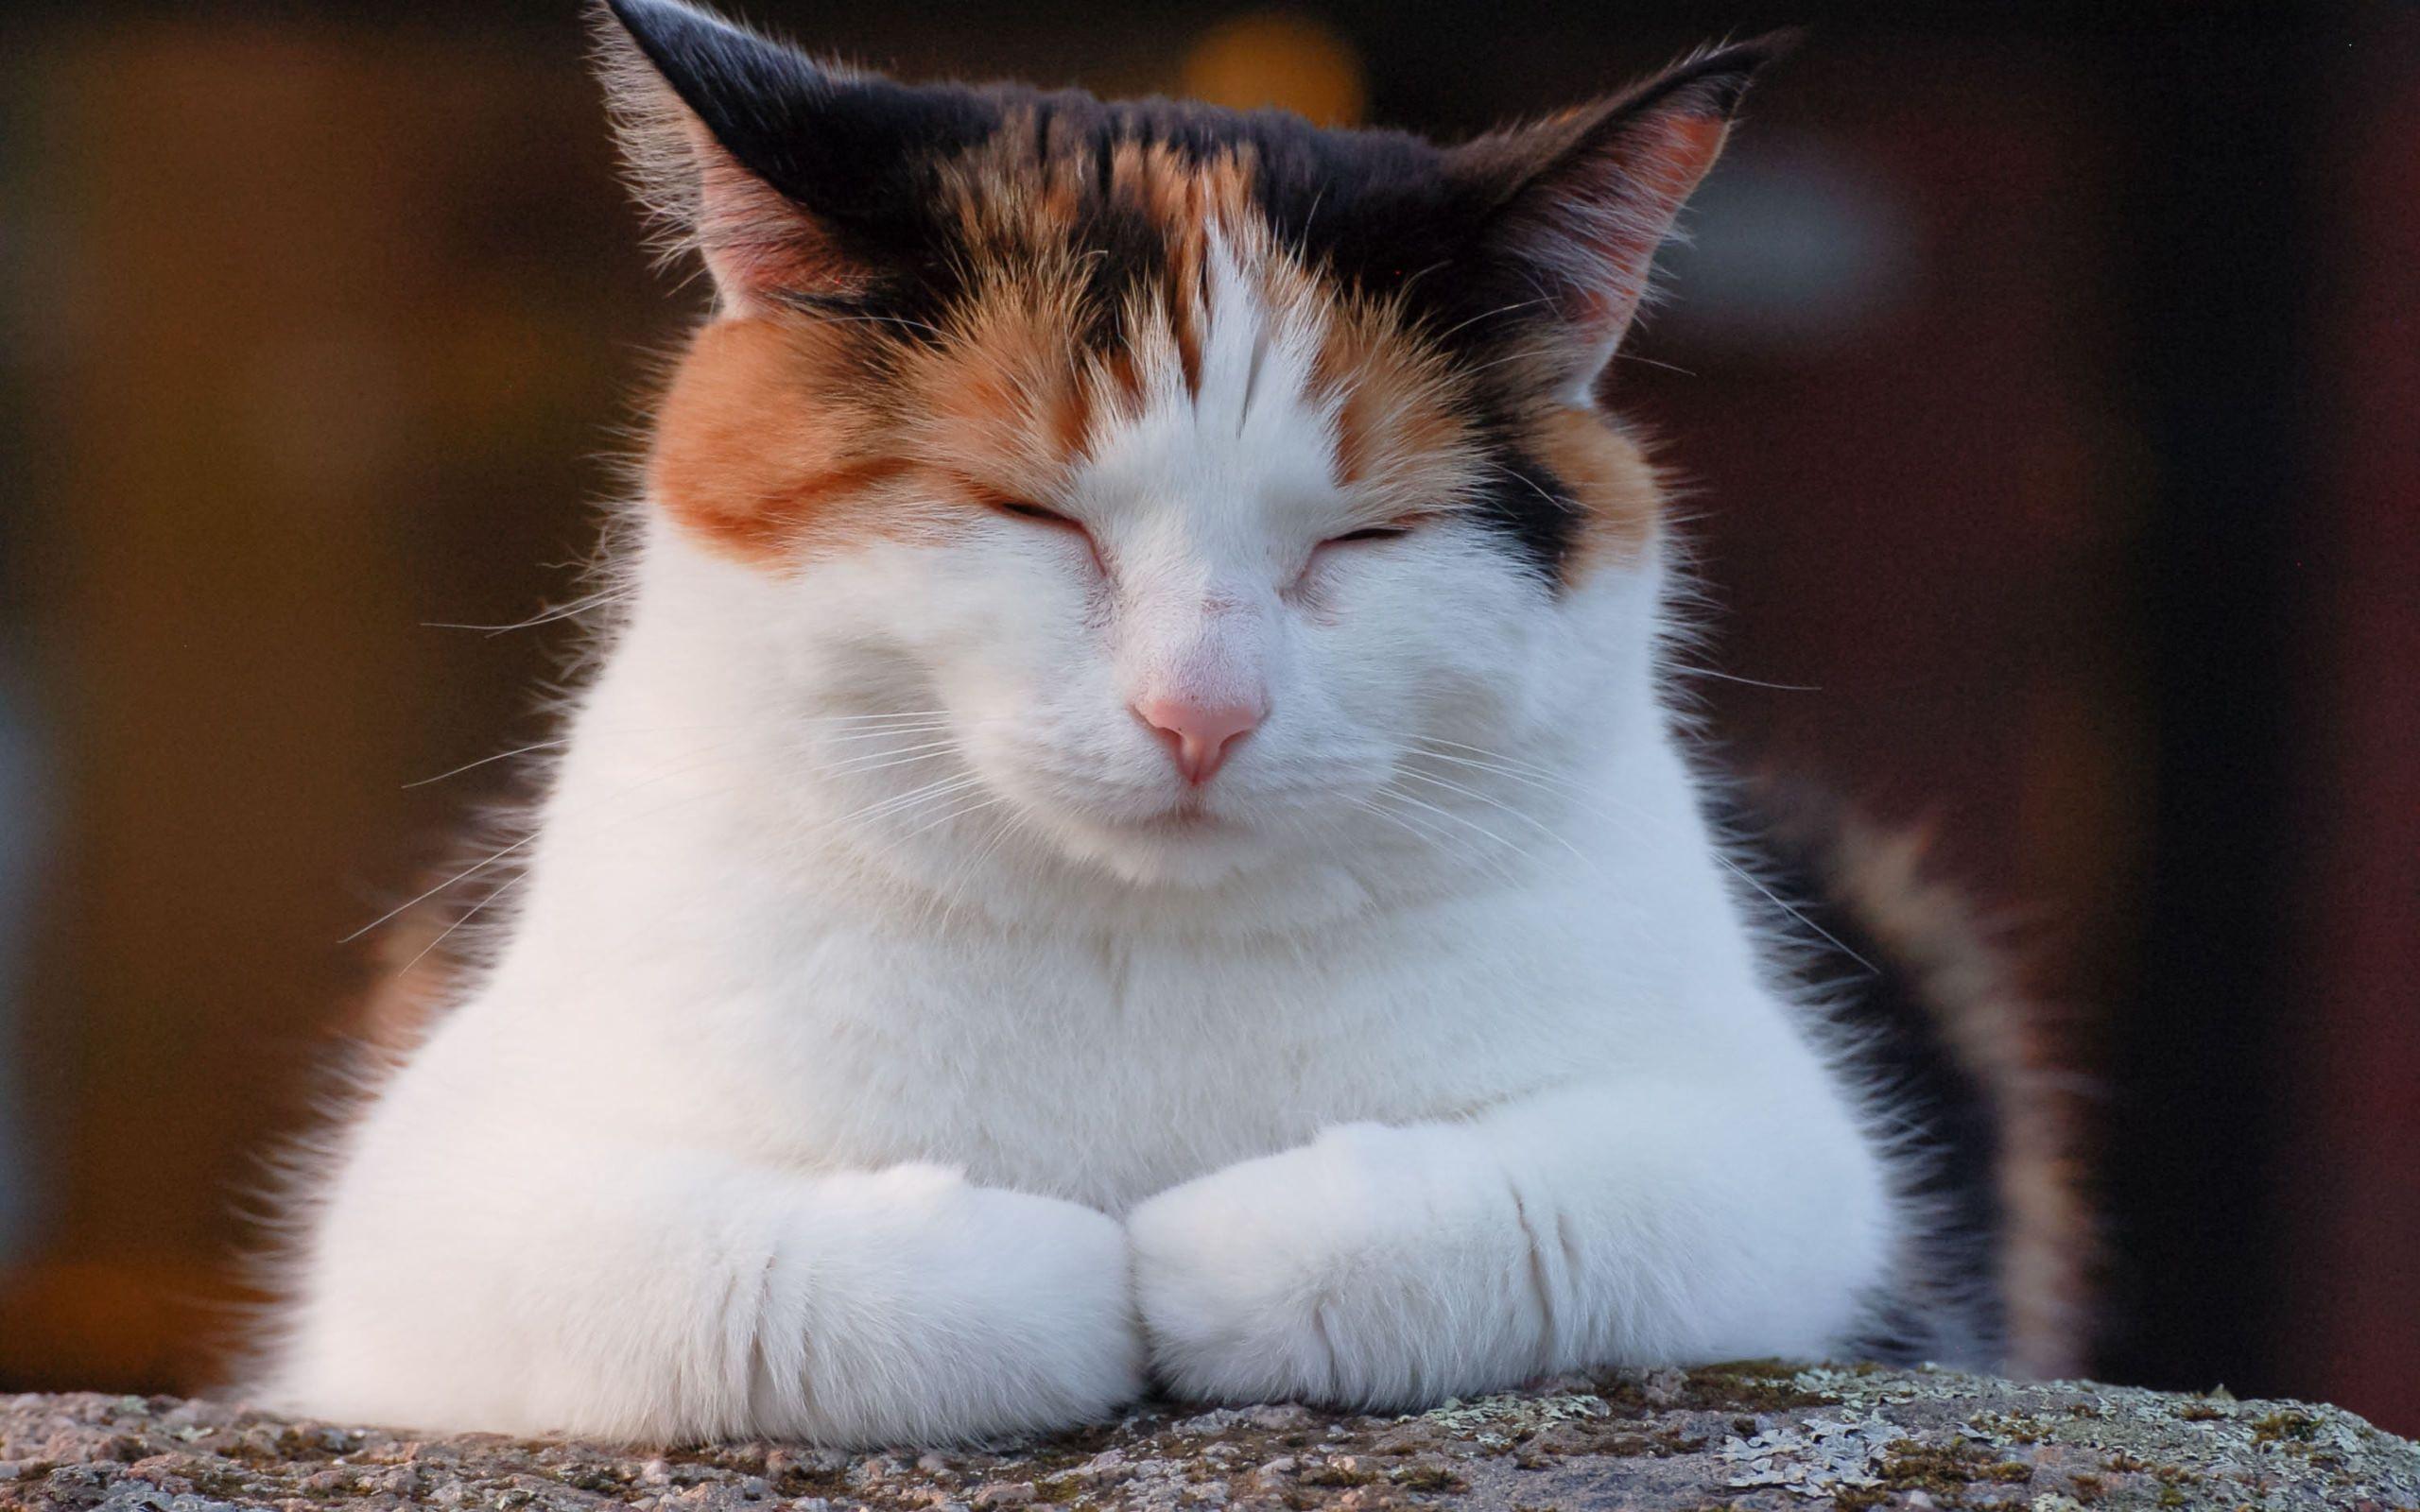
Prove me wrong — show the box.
[4,1364,2415,1511]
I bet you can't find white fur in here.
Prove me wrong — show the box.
[266,245,1895,1444]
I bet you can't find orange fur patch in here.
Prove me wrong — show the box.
[890,279,1102,507]
[1313,302,1472,499]
[648,317,914,562]
[1527,405,1664,581]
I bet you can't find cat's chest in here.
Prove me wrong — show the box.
[656,903,1638,1211]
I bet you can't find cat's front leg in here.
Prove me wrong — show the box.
[1128,1069,1892,1408]
[278,1141,1144,1445]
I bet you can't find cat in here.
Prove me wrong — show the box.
[255,0,2085,1447]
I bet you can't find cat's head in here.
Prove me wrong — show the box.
[595,0,1774,907]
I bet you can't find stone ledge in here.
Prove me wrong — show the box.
[4,1364,2415,1511]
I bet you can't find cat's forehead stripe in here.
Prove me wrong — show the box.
[936,126,1273,407]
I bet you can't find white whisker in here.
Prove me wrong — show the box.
[1392,765,1595,869]
[1669,665,1821,693]
[423,587,635,635]
[403,739,570,789]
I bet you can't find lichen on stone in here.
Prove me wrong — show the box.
[4,1366,2414,1511]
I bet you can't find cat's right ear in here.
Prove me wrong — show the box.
[592,0,994,313]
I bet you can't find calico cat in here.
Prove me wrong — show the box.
[260,0,2085,1446]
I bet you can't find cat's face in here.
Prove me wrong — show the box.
[601,0,1772,894]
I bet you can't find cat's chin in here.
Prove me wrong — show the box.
[1049,809,1274,889]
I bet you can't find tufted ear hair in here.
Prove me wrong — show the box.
[592,0,999,312]
[1445,35,1790,396]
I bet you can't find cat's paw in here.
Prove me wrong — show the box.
[1128,1124,1550,1409]
[769,1165,1146,1444]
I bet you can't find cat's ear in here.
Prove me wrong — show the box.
[1446,35,1789,394]
[592,0,995,312]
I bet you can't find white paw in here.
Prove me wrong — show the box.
[1128,1125,1551,1410]
[768,1165,1146,1445]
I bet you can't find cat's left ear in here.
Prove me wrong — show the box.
[1446,35,1791,395]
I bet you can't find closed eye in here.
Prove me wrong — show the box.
[992,498,1081,528]
[977,490,1108,573]
[1323,524,1413,545]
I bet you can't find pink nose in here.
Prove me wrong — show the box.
[1134,696,1263,785]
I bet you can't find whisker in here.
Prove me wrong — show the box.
[1476,457,1573,514]
[840,772,988,830]
[919,802,1028,931]
[895,790,1007,845]
[1707,850,1880,974]
[1406,734,1572,784]
[1361,790,1524,886]
[1460,342,1578,381]
[347,742,762,943]
[340,833,537,944]
[403,739,569,789]
[1374,783,1532,868]
[1392,765,1595,869]
[1669,666,1822,694]
[1427,295,1552,345]
[819,741,962,781]
[798,708,957,726]
[815,722,959,746]
[422,587,635,635]
[404,710,964,790]
[400,775,769,971]
[1612,352,1698,378]
[389,872,521,975]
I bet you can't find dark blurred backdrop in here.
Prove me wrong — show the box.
[1,0,2413,1435]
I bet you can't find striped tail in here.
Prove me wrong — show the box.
[1724,778,2094,1378]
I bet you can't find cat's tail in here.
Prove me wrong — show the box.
[1729,779,2095,1380]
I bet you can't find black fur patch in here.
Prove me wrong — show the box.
[1715,782,2010,1366]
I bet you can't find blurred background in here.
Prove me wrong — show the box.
[0,0,2414,1435]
